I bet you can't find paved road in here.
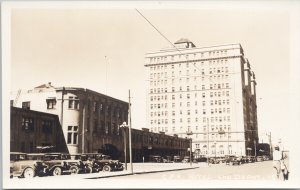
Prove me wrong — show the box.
[117,161,275,180]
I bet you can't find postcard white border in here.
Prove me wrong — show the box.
[2,0,300,188]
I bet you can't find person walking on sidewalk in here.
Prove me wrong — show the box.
[273,145,282,179]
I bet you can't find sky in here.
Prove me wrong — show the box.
[9,2,294,149]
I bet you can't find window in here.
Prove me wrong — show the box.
[69,96,79,109]
[42,120,52,134]
[22,101,30,110]
[67,126,78,144]
[22,117,34,132]
[93,102,98,112]
[46,98,56,109]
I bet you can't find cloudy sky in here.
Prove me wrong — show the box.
[8,1,299,149]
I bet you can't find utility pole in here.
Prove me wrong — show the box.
[61,87,65,139]
[128,90,133,174]
[82,99,86,153]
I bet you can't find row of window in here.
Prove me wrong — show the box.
[150,67,229,79]
[149,74,230,87]
[21,117,53,134]
[150,107,231,118]
[45,98,125,119]
[150,91,231,102]
[150,115,231,125]
[149,83,230,94]
[150,99,231,110]
[149,52,229,64]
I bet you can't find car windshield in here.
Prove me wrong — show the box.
[61,155,71,160]
[10,154,27,161]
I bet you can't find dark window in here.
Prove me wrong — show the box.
[21,117,34,132]
[67,126,78,144]
[68,97,79,109]
[46,99,56,109]
[42,120,52,134]
[22,102,30,110]
[67,133,72,144]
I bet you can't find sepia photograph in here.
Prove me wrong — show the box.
[1,0,300,189]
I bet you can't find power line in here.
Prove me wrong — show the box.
[135,9,183,55]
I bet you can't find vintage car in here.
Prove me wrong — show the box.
[148,155,162,163]
[209,157,220,164]
[73,153,123,172]
[94,154,124,172]
[182,156,192,163]
[225,155,242,165]
[173,155,182,163]
[43,153,81,176]
[71,154,95,173]
[256,156,264,162]
[10,152,46,178]
[162,156,172,163]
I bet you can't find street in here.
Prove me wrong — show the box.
[113,161,275,180]
[8,161,287,189]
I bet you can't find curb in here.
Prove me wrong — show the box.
[86,166,200,179]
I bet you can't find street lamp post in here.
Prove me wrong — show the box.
[120,122,127,170]
[214,141,217,161]
[186,131,193,166]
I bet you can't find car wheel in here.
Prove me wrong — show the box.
[23,167,35,178]
[102,165,111,172]
[70,166,79,175]
[52,167,62,176]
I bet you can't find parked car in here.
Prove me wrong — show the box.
[10,152,46,178]
[262,155,270,161]
[43,153,81,176]
[149,155,162,163]
[173,155,181,163]
[71,154,93,173]
[194,157,208,162]
[26,153,49,176]
[182,156,190,163]
[256,156,264,162]
[162,156,172,163]
[95,154,124,172]
[76,153,123,172]
[225,155,242,165]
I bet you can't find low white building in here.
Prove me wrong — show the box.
[10,83,129,154]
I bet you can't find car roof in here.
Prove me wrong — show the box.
[10,152,26,155]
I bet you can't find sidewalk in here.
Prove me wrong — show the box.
[85,162,202,179]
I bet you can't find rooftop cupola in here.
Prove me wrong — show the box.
[174,38,196,48]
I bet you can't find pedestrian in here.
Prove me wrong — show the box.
[281,151,289,180]
[272,145,282,179]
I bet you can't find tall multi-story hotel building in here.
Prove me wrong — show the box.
[145,39,258,157]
